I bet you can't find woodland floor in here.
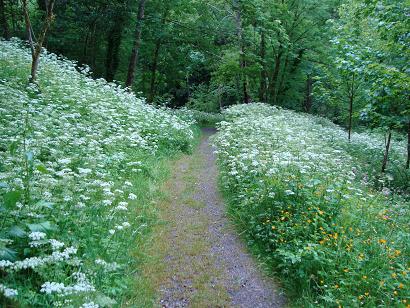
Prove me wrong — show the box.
[141,128,285,308]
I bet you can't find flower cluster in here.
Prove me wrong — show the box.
[214,103,409,306]
[0,284,18,298]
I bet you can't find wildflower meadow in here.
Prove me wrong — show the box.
[213,103,409,307]
[0,39,197,307]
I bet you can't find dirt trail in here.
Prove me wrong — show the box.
[145,128,285,308]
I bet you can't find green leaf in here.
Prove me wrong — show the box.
[9,141,18,155]
[27,221,57,232]
[4,190,21,209]
[8,226,27,238]
[0,246,17,261]
[34,200,54,209]
[36,164,49,174]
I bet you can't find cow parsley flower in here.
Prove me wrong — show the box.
[0,284,18,298]
[29,232,47,241]
[128,193,137,200]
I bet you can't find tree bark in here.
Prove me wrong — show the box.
[148,7,168,104]
[10,0,17,33]
[233,0,250,104]
[90,21,97,69]
[258,29,267,103]
[304,74,313,113]
[348,73,355,141]
[381,129,392,173]
[277,52,289,103]
[105,14,125,82]
[125,0,146,89]
[269,50,282,104]
[22,0,56,83]
[148,39,161,104]
[406,121,410,169]
[0,0,10,39]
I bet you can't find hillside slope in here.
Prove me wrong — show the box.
[213,103,409,306]
[0,39,196,307]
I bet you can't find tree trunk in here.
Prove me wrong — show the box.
[277,52,289,103]
[0,0,9,39]
[304,74,313,112]
[406,121,410,169]
[83,31,89,59]
[269,50,282,104]
[105,14,125,82]
[348,73,355,141]
[148,7,168,104]
[10,0,17,34]
[90,21,97,69]
[381,129,392,173]
[233,0,250,104]
[125,0,146,89]
[259,29,267,103]
[148,39,161,104]
[22,0,56,83]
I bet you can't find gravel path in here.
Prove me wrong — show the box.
[156,127,285,308]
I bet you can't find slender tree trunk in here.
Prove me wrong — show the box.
[269,50,282,104]
[148,39,161,104]
[381,129,392,173]
[347,94,353,141]
[22,0,56,83]
[348,74,355,141]
[259,30,267,103]
[218,85,223,110]
[277,52,289,103]
[148,7,168,104]
[11,0,17,34]
[83,31,89,59]
[304,74,313,112]
[1,0,10,39]
[406,121,410,169]
[125,0,146,88]
[90,21,97,69]
[233,0,250,104]
[105,14,125,82]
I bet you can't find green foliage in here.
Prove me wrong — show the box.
[186,84,220,113]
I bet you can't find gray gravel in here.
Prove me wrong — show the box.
[158,127,285,308]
